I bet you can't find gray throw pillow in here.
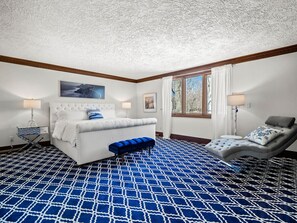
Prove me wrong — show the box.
[265,116,295,128]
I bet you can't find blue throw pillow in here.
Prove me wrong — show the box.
[87,110,103,120]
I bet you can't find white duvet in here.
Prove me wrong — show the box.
[52,118,157,146]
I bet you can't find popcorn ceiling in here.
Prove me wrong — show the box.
[1,0,296,79]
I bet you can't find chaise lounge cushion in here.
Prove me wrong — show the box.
[205,138,265,161]
[205,124,297,161]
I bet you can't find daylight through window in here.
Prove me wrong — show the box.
[172,72,211,118]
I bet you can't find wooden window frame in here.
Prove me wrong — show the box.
[172,71,211,119]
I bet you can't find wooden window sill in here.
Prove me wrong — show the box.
[172,114,211,119]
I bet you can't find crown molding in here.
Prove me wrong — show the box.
[0,55,137,83]
[136,44,297,82]
[1,44,297,83]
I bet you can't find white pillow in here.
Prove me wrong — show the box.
[56,110,88,121]
[100,110,116,119]
[244,126,282,145]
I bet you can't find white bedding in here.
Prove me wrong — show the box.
[52,118,157,146]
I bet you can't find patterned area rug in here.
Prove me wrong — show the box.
[0,138,296,223]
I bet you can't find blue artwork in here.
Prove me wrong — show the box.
[60,81,105,99]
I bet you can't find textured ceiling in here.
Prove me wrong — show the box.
[1,0,297,79]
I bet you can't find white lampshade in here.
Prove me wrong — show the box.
[122,102,132,109]
[227,94,245,106]
[24,99,41,109]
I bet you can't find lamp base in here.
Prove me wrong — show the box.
[234,106,238,136]
[27,119,38,127]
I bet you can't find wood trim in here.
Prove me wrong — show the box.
[1,44,297,83]
[155,131,163,137]
[175,70,211,79]
[202,74,207,115]
[0,55,137,83]
[172,113,211,119]
[136,44,297,83]
[172,72,211,119]
[181,78,186,114]
[170,134,211,145]
[156,131,211,144]
[0,141,51,153]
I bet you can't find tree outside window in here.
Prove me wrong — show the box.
[172,72,211,118]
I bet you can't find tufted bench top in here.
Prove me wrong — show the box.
[109,137,155,156]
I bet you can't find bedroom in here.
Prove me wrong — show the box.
[1,1,297,222]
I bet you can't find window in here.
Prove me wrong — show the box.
[172,72,211,118]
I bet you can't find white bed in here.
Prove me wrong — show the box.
[50,102,156,165]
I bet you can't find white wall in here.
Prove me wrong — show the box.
[2,51,297,151]
[233,52,297,136]
[136,79,213,138]
[171,118,212,139]
[136,79,163,132]
[233,52,297,151]
[136,52,297,152]
[0,62,136,147]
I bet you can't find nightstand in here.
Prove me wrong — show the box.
[15,126,49,153]
[220,135,243,140]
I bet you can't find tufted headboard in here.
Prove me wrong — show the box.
[49,102,115,134]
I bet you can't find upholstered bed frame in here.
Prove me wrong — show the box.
[50,102,156,165]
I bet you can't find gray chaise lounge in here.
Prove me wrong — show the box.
[205,116,297,162]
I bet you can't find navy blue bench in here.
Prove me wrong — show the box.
[109,137,155,160]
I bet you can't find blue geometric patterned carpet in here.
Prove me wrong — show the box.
[0,138,296,223]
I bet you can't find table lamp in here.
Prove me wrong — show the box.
[122,102,131,118]
[24,99,41,127]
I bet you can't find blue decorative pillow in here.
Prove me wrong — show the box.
[87,110,103,120]
[244,126,282,145]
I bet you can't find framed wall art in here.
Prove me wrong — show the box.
[143,93,157,113]
[60,81,105,99]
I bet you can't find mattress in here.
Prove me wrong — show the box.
[52,118,157,146]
